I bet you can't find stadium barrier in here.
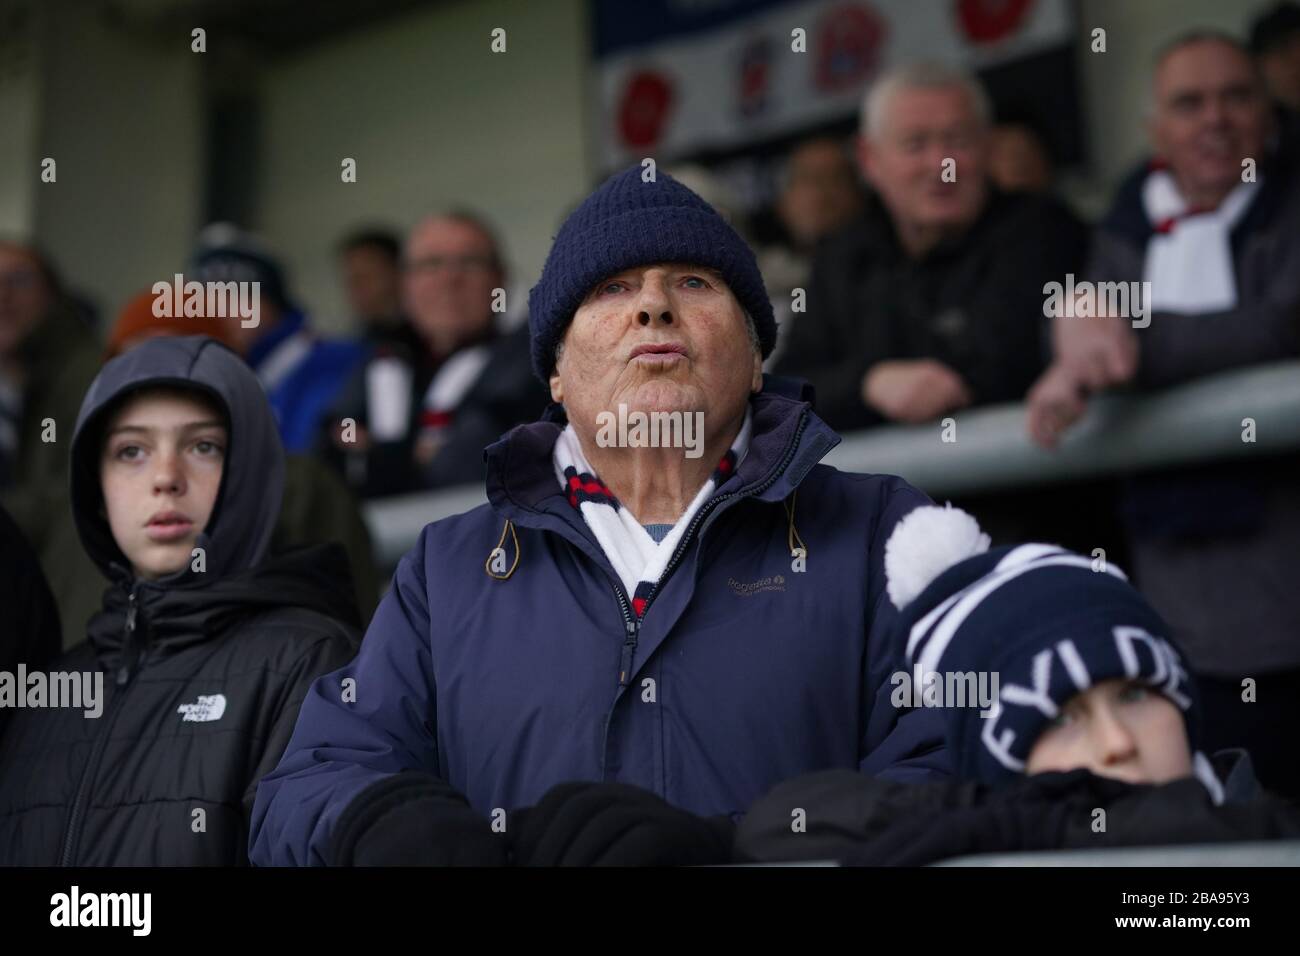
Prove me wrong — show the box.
[364,359,1300,570]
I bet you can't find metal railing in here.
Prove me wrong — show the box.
[934,839,1300,866]
[363,360,1300,569]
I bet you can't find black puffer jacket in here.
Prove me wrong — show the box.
[736,752,1300,866]
[0,336,361,865]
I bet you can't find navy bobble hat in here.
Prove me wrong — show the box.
[883,505,1221,799]
[527,164,777,382]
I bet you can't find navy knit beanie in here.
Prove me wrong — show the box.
[528,165,776,382]
[883,505,1221,799]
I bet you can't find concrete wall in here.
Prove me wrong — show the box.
[254,0,592,331]
[0,0,41,235]
[24,1,203,321]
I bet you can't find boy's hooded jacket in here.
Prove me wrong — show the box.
[0,337,361,865]
[249,375,949,866]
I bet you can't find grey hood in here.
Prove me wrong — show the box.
[70,335,285,583]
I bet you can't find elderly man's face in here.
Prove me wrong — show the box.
[403,217,501,354]
[0,244,53,359]
[860,86,989,238]
[1151,40,1271,203]
[551,263,762,447]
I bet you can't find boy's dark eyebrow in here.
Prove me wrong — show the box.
[106,419,227,437]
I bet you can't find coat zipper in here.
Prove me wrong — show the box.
[610,408,811,688]
[58,586,145,866]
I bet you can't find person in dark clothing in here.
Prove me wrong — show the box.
[0,504,61,742]
[0,336,361,865]
[736,505,1300,865]
[775,62,1087,431]
[324,212,550,497]
[337,228,423,354]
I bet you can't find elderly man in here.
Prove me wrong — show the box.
[324,211,547,497]
[249,167,948,867]
[776,63,1086,431]
[1026,33,1300,800]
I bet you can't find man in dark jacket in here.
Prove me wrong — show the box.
[1026,33,1300,799]
[250,165,949,867]
[736,506,1300,865]
[323,212,550,497]
[0,336,361,865]
[775,62,1087,432]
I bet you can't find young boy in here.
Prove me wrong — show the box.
[736,505,1300,864]
[0,336,361,865]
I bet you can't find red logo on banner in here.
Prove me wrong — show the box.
[815,4,887,94]
[957,0,1037,45]
[737,34,774,119]
[617,70,674,150]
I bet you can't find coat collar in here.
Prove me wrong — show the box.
[483,374,839,530]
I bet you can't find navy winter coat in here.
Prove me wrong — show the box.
[249,377,951,865]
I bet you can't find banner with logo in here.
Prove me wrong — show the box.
[592,0,1076,169]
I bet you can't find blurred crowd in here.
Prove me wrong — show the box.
[1,9,1299,865]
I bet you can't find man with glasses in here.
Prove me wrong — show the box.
[324,212,548,496]
[1026,32,1300,800]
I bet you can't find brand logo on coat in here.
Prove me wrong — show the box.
[728,574,785,597]
[177,693,227,722]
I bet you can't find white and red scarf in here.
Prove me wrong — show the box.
[1141,166,1259,315]
[553,409,752,617]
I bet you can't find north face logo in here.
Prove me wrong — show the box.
[178,693,227,722]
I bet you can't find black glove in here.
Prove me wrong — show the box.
[510,782,735,866]
[735,768,988,863]
[329,771,509,866]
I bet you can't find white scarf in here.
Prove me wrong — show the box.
[1141,169,1259,314]
[553,408,752,615]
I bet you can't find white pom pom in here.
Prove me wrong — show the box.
[885,504,991,610]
